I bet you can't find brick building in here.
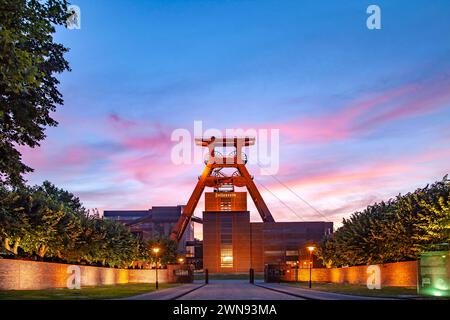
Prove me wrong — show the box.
[203,192,333,273]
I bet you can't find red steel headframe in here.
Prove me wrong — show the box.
[169,136,275,242]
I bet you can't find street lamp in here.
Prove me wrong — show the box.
[152,247,160,290]
[178,258,184,264]
[307,246,316,289]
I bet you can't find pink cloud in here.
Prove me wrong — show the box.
[18,78,450,225]
[273,78,450,144]
[253,145,450,223]
[108,113,138,130]
[112,154,193,185]
[121,132,171,154]
[273,145,450,192]
[96,116,191,185]
[354,82,450,131]
[103,113,176,153]
[280,85,417,143]
[19,144,107,184]
[20,141,95,173]
[19,112,180,185]
[284,162,410,188]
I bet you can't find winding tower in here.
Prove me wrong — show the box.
[169,136,275,242]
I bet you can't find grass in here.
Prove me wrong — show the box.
[284,281,420,298]
[0,283,180,300]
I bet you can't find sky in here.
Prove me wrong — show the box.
[20,0,450,239]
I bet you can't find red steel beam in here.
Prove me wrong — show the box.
[237,164,275,223]
[170,137,275,242]
[169,164,213,242]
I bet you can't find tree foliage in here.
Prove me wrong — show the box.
[147,237,179,266]
[318,175,450,267]
[0,181,178,268]
[0,0,70,186]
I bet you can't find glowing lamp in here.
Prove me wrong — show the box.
[432,290,443,297]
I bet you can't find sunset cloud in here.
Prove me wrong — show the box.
[19,0,450,235]
[275,77,450,144]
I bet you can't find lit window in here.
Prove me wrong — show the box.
[220,216,233,268]
[220,246,233,268]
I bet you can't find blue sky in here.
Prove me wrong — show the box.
[22,0,450,237]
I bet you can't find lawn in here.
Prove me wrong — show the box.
[0,283,180,300]
[284,281,420,298]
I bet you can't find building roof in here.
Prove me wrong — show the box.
[103,206,186,221]
[103,210,150,218]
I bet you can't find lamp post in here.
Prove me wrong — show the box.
[153,247,160,290]
[307,246,316,289]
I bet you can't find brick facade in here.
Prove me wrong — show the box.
[0,259,180,290]
[203,210,332,273]
[282,260,418,287]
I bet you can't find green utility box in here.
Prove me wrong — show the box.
[418,250,450,297]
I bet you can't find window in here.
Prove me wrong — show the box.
[264,251,284,256]
[220,216,233,268]
[220,246,233,268]
[221,234,232,244]
[220,198,232,211]
[286,250,299,256]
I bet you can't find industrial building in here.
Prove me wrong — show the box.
[104,206,195,255]
[105,137,333,273]
[202,191,332,273]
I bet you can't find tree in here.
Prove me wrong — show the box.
[37,181,86,261]
[415,175,450,250]
[3,181,84,260]
[147,237,179,266]
[19,185,66,258]
[317,175,450,268]
[100,218,141,268]
[0,185,30,255]
[76,215,110,265]
[0,181,149,267]
[0,0,70,186]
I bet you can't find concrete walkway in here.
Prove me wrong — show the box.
[122,283,205,300]
[177,280,303,300]
[255,282,396,300]
[123,280,397,300]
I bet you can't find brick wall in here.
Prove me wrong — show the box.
[0,259,175,290]
[283,261,418,287]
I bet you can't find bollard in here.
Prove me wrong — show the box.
[205,268,209,284]
[249,268,255,284]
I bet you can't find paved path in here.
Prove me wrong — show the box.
[122,283,204,300]
[177,280,303,300]
[123,280,397,300]
[256,282,396,300]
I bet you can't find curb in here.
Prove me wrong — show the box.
[169,284,207,300]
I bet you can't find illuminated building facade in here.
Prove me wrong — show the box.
[203,192,333,273]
